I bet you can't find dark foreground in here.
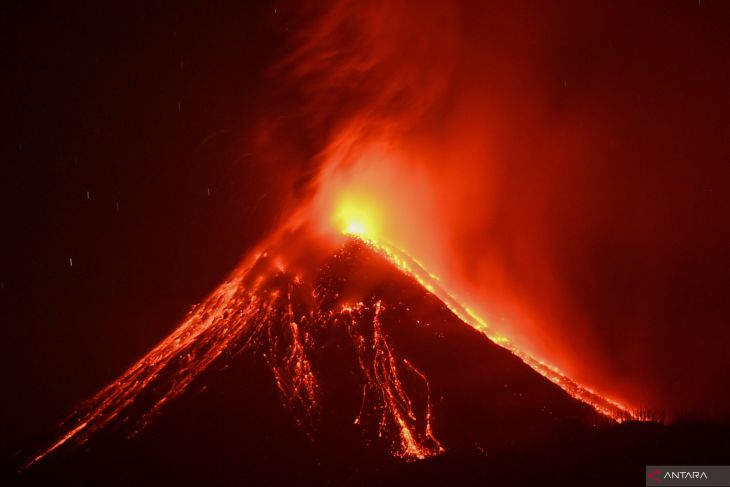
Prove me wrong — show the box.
[6,418,730,486]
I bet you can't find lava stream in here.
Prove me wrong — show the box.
[25,225,636,470]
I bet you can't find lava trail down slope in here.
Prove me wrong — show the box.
[20,232,616,482]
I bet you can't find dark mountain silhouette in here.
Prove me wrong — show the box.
[9,237,730,486]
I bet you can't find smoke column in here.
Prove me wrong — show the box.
[267,0,730,415]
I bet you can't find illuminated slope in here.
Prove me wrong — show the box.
[331,197,633,420]
[350,234,632,421]
[24,230,629,472]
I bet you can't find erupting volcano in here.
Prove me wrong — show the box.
[25,198,633,473]
[7,1,730,485]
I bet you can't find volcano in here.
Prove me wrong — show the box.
[18,228,629,484]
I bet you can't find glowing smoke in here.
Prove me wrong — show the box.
[269,0,730,415]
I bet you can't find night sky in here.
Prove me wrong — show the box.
[2,2,288,455]
[3,0,730,459]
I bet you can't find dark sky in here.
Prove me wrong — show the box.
[3,0,730,457]
[1,1,289,455]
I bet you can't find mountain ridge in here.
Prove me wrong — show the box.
[18,234,614,482]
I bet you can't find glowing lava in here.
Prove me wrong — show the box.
[345,300,443,459]
[326,184,636,421]
[24,232,446,468]
[24,194,635,470]
[343,232,633,421]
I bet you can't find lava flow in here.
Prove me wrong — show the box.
[24,228,445,467]
[25,198,634,470]
[343,232,632,422]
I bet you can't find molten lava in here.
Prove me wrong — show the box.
[25,192,635,469]
[328,193,630,420]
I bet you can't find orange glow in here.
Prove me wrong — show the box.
[328,225,634,421]
[298,121,637,422]
[277,0,645,420]
[333,192,383,238]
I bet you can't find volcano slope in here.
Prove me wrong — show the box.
[17,236,620,484]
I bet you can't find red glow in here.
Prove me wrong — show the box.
[291,115,637,421]
[276,0,660,415]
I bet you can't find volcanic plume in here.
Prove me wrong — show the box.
[261,0,730,418]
